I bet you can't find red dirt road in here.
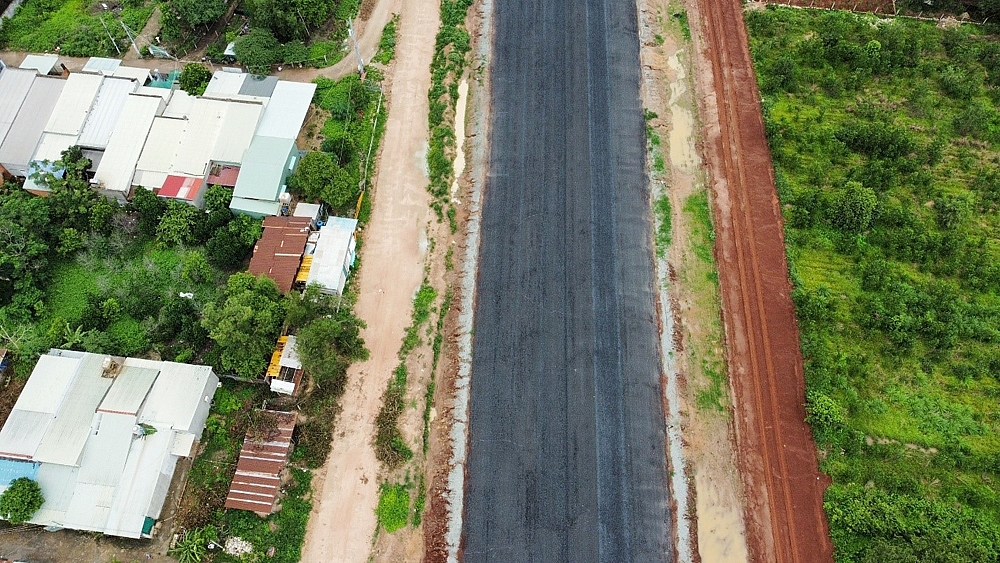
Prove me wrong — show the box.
[687,0,834,561]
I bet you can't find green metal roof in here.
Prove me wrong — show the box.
[232,136,297,202]
[230,196,282,217]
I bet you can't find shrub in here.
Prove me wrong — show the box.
[376,483,410,532]
[0,478,44,525]
[178,63,212,96]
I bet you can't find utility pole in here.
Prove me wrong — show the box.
[348,19,365,78]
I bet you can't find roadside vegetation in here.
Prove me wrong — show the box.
[748,8,1000,560]
[0,0,154,57]
[373,15,398,65]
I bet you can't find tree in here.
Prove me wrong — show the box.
[289,151,358,210]
[156,201,200,246]
[89,196,121,236]
[296,312,367,389]
[246,0,333,42]
[833,181,877,233]
[0,477,44,525]
[178,63,213,96]
[0,191,52,312]
[206,215,262,269]
[234,28,280,75]
[201,273,285,378]
[171,0,226,28]
[281,40,310,65]
[130,187,167,238]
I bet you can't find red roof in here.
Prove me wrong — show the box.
[247,216,311,293]
[157,175,204,201]
[207,165,241,187]
[224,410,296,514]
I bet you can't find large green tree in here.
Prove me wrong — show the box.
[0,477,44,525]
[246,0,334,42]
[234,28,280,76]
[0,191,52,314]
[157,201,200,247]
[177,62,213,96]
[171,0,227,28]
[201,273,285,378]
[288,151,357,211]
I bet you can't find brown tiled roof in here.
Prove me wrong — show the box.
[224,410,296,514]
[247,217,311,293]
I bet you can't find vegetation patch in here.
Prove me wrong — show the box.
[376,482,410,533]
[373,15,398,65]
[749,8,1000,560]
[0,0,154,57]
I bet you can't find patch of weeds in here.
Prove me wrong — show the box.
[654,195,672,257]
[373,15,398,65]
[412,475,426,527]
[673,10,691,41]
[376,482,410,533]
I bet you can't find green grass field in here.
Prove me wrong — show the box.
[0,0,154,57]
[748,8,1000,561]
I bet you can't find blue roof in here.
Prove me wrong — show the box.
[0,458,38,485]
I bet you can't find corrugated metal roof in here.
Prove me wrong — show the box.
[134,85,173,101]
[293,202,322,221]
[0,76,65,176]
[157,175,203,200]
[230,196,281,217]
[232,135,296,201]
[280,335,302,369]
[255,81,316,139]
[77,412,135,487]
[203,70,246,98]
[104,429,174,537]
[11,354,78,413]
[93,93,162,195]
[210,101,263,163]
[19,54,58,74]
[82,57,121,74]
[112,65,150,83]
[77,77,138,149]
[308,218,358,295]
[0,68,39,146]
[44,73,103,135]
[171,97,227,177]
[0,410,51,460]
[248,216,310,292]
[30,132,76,164]
[134,116,186,189]
[224,410,295,514]
[162,89,195,118]
[136,362,215,431]
[98,367,159,415]
[63,481,115,532]
[32,353,113,466]
[239,75,278,97]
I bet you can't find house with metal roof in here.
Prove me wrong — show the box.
[303,217,359,295]
[230,136,300,217]
[0,75,65,177]
[76,76,138,150]
[0,68,38,149]
[224,410,296,515]
[248,216,312,293]
[0,350,219,538]
[255,81,316,140]
[93,93,165,200]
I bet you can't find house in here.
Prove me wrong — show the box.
[229,136,301,217]
[0,350,219,538]
[247,216,312,293]
[224,410,296,516]
[303,217,359,295]
[0,75,65,178]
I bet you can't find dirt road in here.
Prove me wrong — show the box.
[686,0,833,561]
[298,0,440,561]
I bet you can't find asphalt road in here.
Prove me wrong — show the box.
[462,0,674,559]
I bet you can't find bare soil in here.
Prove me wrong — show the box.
[298,0,442,559]
[686,0,833,560]
[637,0,749,560]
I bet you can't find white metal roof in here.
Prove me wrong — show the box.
[279,335,302,369]
[44,73,103,136]
[98,366,159,415]
[94,93,162,195]
[0,76,65,177]
[63,481,115,532]
[161,89,195,118]
[210,101,263,164]
[134,85,173,102]
[77,76,138,149]
[104,429,173,537]
[255,81,316,139]
[203,70,247,98]
[0,410,52,460]
[170,97,227,177]
[138,362,215,430]
[19,54,58,74]
[0,68,39,145]
[13,354,79,413]
[30,132,76,164]
[82,57,121,75]
[308,218,358,294]
[112,65,150,83]
[76,412,134,487]
[134,116,186,189]
[293,202,321,220]
[33,463,78,519]
[32,353,113,466]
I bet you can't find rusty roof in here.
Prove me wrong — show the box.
[247,216,311,293]
[224,410,296,514]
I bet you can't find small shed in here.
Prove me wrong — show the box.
[224,410,296,516]
[18,54,58,75]
[306,217,359,295]
[248,216,311,293]
[157,175,205,207]
[264,335,304,395]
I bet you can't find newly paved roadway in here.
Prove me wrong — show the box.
[462,0,674,559]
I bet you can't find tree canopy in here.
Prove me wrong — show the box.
[234,28,280,76]
[178,63,213,96]
[246,0,334,42]
[0,477,44,525]
[288,151,357,211]
[201,273,285,378]
[171,0,227,28]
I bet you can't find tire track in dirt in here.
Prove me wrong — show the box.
[687,0,833,561]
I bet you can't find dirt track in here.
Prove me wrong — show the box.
[687,0,833,561]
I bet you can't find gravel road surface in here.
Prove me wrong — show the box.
[462,0,674,560]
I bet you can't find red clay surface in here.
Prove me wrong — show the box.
[688,0,834,561]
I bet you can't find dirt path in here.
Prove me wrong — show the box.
[686,0,832,561]
[122,6,161,63]
[299,0,441,560]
